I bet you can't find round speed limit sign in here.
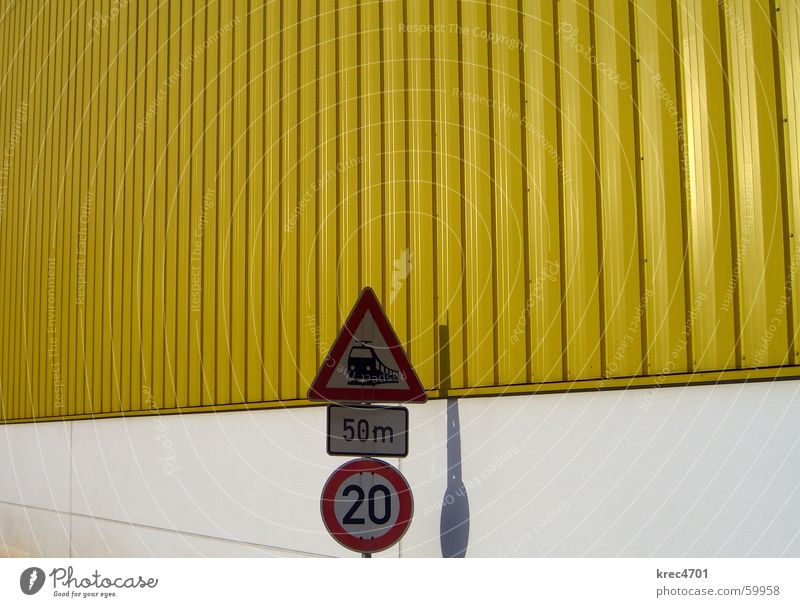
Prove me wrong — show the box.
[320,458,413,554]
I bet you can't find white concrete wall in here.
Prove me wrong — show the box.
[2,379,800,557]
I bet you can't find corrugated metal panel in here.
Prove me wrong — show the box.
[0,0,799,422]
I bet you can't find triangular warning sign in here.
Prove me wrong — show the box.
[308,287,427,403]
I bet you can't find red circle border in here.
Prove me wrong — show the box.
[320,458,414,554]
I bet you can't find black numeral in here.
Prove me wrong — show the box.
[342,483,392,525]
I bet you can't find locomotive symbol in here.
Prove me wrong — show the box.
[346,341,401,386]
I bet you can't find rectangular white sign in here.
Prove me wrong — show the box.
[327,404,408,457]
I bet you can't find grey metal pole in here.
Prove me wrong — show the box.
[363,424,374,559]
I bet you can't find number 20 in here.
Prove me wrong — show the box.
[343,484,391,524]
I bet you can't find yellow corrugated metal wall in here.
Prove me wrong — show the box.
[0,0,798,422]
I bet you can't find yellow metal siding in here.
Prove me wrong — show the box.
[0,0,799,422]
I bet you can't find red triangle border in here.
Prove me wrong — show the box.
[307,287,428,403]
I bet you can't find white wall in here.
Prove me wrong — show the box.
[2,379,800,557]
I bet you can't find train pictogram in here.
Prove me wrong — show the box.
[346,341,401,386]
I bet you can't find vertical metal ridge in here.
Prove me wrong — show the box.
[0,0,12,418]
[314,0,322,370]
[96,0,111,413]
[212,0,224,403]
[229,2,237,399]
[261,0,268,394]
[335,0,342,328]
[671,0,694,373]
[429,0,440,385]
[28,0,42,415]
[133,0,145,410]
[108,0,122,411]
[16,0,27,417]
[628,0,648,375]
[484,0,499,385]
[0,0,7,419]
[80,0,92,413]
[295,4,302,397]
[195,4,208,404]
[22,0,36,417]
[80,0,95,412]
[35,0,48,413]
[120,2,132,406]
[4,0,20,416]
[401,0,412,362]
[83,0,97,412]
[129,0,141,410]
[152,0,165,407]
[23,3,43,418]
[517,0,532,384]
[36,0,49,414]
[119,0,130,409]
[19,4,33,419]
[455,0,469,386]
[20,2,34,418]
[18,0,30,404]
[56,0,74,415]
[17,0,31,418]
[587,0,606,378]
[5,0,20,418]
[52,0,67,414]
[378,0,386,303]
[770,0,796,365]
[174,2,184,405]
[3,0,22,419]
[717,0,743,369]
[552,0,568,381]
[356,0,363,291]
[142,0,152,407]
[276,0,283,398]
[74,3,91,414]
[212,0,223,401]
[244,1,251,399]
[5,2,22,417]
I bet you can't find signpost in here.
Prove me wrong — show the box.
[311,288,424,557]
[320,458,414,555]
